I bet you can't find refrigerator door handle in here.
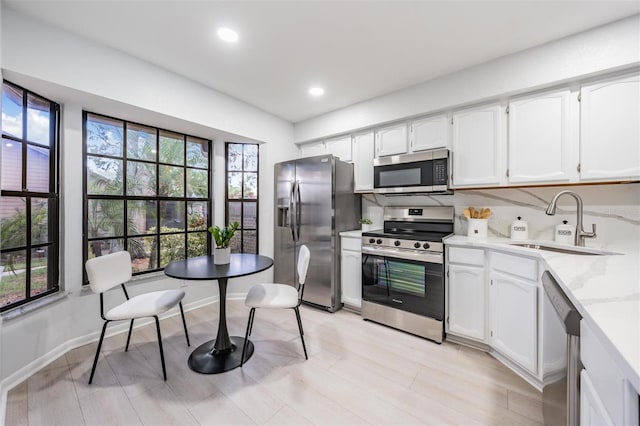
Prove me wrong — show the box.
[294,180,301,241]
[289,180,296,241]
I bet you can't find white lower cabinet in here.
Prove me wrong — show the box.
[340,234,362,309]
[489,270,538,375]
[581,369,615,426]
[448,263,486,341]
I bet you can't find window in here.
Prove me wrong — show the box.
[225,143,258,253]
[1,81,60,311]
[83,112,211,278]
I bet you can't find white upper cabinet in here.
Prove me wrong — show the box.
[580,73,640,181]
[508,90,575,184]
[353,131,375,192]
[325,135,353,162]
[374,123,408,157]
[410,114,449,152]
[452,104,505,187]
[299,141,325,158]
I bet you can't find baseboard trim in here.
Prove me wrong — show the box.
[0,293,244,420]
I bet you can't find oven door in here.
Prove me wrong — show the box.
[361,249,444,320]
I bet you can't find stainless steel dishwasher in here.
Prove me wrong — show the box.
[542,271,583,426]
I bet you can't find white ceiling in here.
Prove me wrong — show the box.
[4,1,640,123]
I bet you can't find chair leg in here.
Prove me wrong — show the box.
[178,302,190,347]
[154,316,167,381]
[294,307,308,360]
[125,319,135,352]
[241,308,255,367]
[248,307,256,337]
[89,321,109,384]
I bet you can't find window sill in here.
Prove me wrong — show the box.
[1,292,68,321]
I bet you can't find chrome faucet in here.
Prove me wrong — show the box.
[545,190,596,246]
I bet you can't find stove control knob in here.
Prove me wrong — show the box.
[376,239,383,245]
[369,238,375,244]
[414,242,421,248]
[423,243,430,249]
[394,241,401,247]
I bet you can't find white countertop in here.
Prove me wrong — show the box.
[445,235,640,393]
[340,230,363,238]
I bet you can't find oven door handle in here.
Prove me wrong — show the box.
[361,246,443,264]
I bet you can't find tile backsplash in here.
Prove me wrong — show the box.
[361,183,640,247]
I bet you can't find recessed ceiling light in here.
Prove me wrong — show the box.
[217,27,239,43]
[309,87,325,97]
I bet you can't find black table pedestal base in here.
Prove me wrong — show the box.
[188,336,254,374]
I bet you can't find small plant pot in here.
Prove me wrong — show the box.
[214,247,231,265]
[361,223,372,232]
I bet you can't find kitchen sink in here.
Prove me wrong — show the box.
[509,243,613,256]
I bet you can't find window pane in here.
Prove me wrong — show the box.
[126,161,156,196]
[229,233,241,254]
[0,250,27,308]
[86,114,123,157]
[31,198,49,245]
[243,202,257,229]
[159,165,184,197]
[126,123,156,161]
[127,200,157,236]
[228,172,242,199]
[243,230,257,254]
[1,139,23,191]
[27,145,50,192]
[2,84,23,139]
[0,197,26,249]
[243,144,258,171]
[87,156,123,195]
[30,246,50,297]
[87,239,124,260]
[129,236,157,273]
[187,137,208,168]
[227,144,242,171]
[26,94,51,146]
[87,199,124,238]
[243,172,258,199]
[188,232,207,258]
[160,201,185,232]
[159,131,184,165]
[160,234,186,267]
[187,201,208,231]
[228,202,241,225]
[187,168,208,198]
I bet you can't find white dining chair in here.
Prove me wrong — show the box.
[85,250,190,384]
[241,245,311,365]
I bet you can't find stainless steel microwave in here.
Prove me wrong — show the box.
[373,149,451,194]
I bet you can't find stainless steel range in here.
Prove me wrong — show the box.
[361,206,454,343]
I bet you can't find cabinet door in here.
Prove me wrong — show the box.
[508,90,573,183]
[452,104,504,187]
[375,123,408,157]
[299,141,326,158]
[581,370,615,426]
[325,135,352,162]
[341,249,362,309]
[353,132,375,192]
[411,115,449,152]
[580,73,640,181]
[490,270,538,374]
[448,263,486,341]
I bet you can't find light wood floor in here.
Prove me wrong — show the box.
[5,300,544,425]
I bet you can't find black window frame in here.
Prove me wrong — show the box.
[82,111,212,282]
[1,80,61,312]
[225,142,259,254]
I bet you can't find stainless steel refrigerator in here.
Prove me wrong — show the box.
[274,155,361,312]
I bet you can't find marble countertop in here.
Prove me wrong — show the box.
[339,230,363,238]
[445,235,640,392]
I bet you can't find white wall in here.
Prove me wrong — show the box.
[0,7,298,389]
[294,14,640,142]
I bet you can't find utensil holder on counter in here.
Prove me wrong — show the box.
[467,218,488,240]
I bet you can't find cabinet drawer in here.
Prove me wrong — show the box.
[491,252,538,281]
[341,237,362,252]
[448,246,485,266]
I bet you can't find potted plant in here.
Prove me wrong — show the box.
[359,218,373,232]
[208,221,239,265]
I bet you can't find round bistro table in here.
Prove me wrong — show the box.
[164,253,273,374]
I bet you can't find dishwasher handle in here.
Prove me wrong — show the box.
[542,271,582,336]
